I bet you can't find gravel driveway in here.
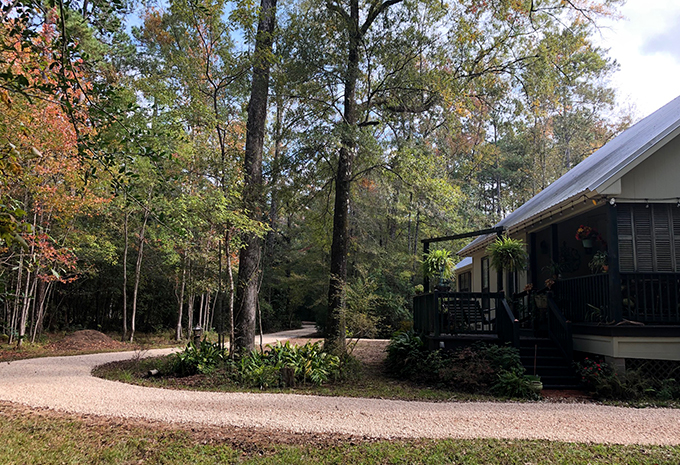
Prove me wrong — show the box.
[1,329,679,445]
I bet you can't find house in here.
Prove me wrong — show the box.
[414,95,680,384]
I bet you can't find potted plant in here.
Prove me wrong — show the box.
[588,250,608,274]
[575,225,598,249]
[422,249,455,291]
[486,235,528,273]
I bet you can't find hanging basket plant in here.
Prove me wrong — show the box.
[422,249,455,287]
[486,235,528,272]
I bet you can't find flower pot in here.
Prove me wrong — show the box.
[534,294,548,309]
[581,238,593,248]
[529,379,543,394]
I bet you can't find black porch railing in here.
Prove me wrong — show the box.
[621,273,680,323]
[552,272,680,324]
[413,291,519,346]
[553,274,610,323]
[547,293,573,360]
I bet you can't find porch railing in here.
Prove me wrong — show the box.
[497,298,520,348]
[547,293,573,360]
[621,273,680,323]
[413,291,519,345]
[553,274,610,323]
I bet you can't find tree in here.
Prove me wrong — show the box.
[234,0,278,353]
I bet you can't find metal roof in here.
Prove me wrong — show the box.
[459,95,680,256]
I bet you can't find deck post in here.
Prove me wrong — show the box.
[496,230,503,292]
[607,203,623,322]
[529,232,537,287]
[423,241,430,292]
[551,224,559,267]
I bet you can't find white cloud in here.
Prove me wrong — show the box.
[641,12,680,62]
[594,1,680,118]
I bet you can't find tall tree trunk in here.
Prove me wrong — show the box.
[17,270,35,348]
[122,209,130,341]
[186,292,195,339]
[10,252,24,345]
[30,280,49,343]
[129,204,150,343]
[198,292,205,331]
[234,0,277,353]
[175,251,187,341]
[325,0,361,355]
[225,229,235,356]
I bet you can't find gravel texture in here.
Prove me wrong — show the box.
[1,328,679,445]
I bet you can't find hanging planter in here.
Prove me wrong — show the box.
[486,235,528,273]
[422,249,455,291]
[575,225,599,248]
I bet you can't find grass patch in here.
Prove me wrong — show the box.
[1,402,679,464]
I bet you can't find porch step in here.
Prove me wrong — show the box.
[519,337,581,390]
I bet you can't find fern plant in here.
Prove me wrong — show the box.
[486,236,528,272]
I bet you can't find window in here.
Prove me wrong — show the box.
[481,256,490,291]
[458,271,471,292]
[618,204,680,272]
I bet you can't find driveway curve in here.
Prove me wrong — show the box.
[0,332,679,445]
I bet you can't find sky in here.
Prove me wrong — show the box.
[596,0,680,119]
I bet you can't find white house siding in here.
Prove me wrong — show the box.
[619,134,680,201]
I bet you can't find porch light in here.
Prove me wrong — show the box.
[676,198,679,208]
[609,197,616,206]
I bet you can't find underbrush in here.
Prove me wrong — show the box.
[94,339,486,402]
[155,339,342,389]
[385,331,541,400]
[575,357,680,405]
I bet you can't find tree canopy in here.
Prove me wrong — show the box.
[0,0,629,350]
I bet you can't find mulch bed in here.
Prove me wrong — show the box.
[45,330,127,352]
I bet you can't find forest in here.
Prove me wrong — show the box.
[1,0,631,352]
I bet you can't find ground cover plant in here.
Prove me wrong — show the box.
[95,338,486,402]
[575,357,680,404]
[1,401,679,464]
[169,339,342,389]
[385,331,540,400]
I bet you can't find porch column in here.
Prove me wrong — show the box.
[607,204,623,322]
[423,241,430,292]
[529,232,537,286]
[551,224,559,266]
[496,230,503,292]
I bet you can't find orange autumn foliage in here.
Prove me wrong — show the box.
[1,16,109,282]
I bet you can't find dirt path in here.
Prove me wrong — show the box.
[0,328,678,445]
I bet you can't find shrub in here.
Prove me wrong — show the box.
[477,343,523,373]
[385,330,427,379]
[573,358,674,401]
[237,351,281,389]
[174,340,226,376]
[436,346,495,392]
[385,334,533,397]
[237,341,341,388]
[491,368,540,400]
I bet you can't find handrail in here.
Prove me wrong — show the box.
[497,297,520,348]
[547,293,573,361]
